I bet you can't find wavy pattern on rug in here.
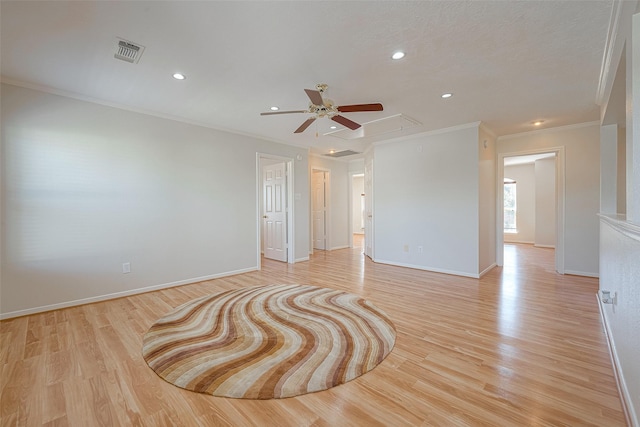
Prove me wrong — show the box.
[142,284,396,399]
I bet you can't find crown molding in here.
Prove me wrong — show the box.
[497,121,600,141]
[596,0,639,106]
[479,121,497,140]
[596,0,624,106]
[0,77,302,150]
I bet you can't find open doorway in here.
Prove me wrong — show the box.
[351,173,365,249]
[497,147,565,273]
[257,154,295,267]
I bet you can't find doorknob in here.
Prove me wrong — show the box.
[263,215,268,218]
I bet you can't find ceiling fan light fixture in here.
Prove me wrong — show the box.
[260,84,382,134]
[533,120,544,126]
[270,106,279,111]
[391,51,405,60]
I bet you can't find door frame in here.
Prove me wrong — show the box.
[497,146,565,273]
[257,153,295,268]
[310,168,331,254]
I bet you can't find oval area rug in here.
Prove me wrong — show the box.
[142,284,396,399]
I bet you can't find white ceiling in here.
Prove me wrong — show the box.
[1,1,612,157]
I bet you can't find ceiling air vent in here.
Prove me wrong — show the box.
[114,39,145,64]
[324,150,361,158]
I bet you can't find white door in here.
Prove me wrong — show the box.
[312,170,326,250]
[364,158,374,259]
[263,162,287,262]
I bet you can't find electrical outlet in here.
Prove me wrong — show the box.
[122,262,131,274]
[601,290,615,304]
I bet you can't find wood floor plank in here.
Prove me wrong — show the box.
[0,242,626,426]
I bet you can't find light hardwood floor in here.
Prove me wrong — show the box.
[1,243,625,426]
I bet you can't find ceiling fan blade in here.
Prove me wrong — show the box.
[337,103,383,113]
[331,115,361,130]
[304,89,324,106]
[260,110,307,116]
[294,117,316,133]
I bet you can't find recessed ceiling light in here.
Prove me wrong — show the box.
[172,73,186,80]
[441,93,453,99]
[270,106,279,111]
[391,51,405,60]
[330,126,337,129]
[533,120,544,126]
[329,150,335,154]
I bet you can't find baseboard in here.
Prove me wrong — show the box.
[295,256,310,262]
[564,269,599,278]
[374,259,480,278]
[504,240,534,244]
[597,294,637,427]
[534,244,555,248]
[479,263,497,278]
[0,266,258,320]
[330,245,349,251]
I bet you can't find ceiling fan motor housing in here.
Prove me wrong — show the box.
[310,99,336,117]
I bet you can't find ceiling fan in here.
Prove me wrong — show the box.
[260,84,383,133]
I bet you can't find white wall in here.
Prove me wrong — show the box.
[503,164,536,244]
[601,124,619,214]
[600,219,640,426]
[373,124,481,277]
[600,124,627,215]
[349,158,364,174]
[535,157,556,247]
[497,123,600,276]
[618,127,627,214]
[309,155,350,250]
[0,83,309,317]
[598,6,640,424]
[629,12,640,223]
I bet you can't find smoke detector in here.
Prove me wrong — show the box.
[114,38,145,64]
